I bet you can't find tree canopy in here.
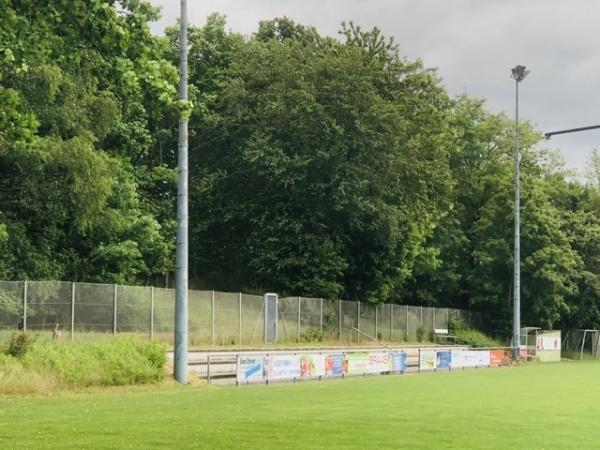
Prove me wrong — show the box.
[2,3,600,335]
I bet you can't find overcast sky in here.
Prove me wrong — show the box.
[149,0,600,172]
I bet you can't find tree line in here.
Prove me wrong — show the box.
[2,2,600,334]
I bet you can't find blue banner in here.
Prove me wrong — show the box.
[326,353,346,376]
[436,350,452,369]
[390,351,407,372]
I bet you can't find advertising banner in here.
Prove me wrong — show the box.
[367,352,390,374]
[389,351,407,372]
[536,330,561,362]
[237,355,264,383]
[300,354,327,378]
[451,350,465,368]
[325,353,347,376]
[536,336,561,351]
[519,345,528,359]
[436,350,452,369]
[473,350,490,367]
[347,352,369,375]
[268,354,301,381]
[490,349,509,366]
[419,350,436,370]
[452,350,490,368]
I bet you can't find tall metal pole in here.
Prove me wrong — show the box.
[511,65,529,360]
[513,75,521,360]
[174,0,189,384]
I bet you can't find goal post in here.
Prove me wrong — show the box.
[563,329,600,360]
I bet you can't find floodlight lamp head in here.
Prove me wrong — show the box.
[511,65,530,82]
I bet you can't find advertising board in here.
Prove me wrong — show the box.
[535,330,561,362]
[419,350,436,370]
[490,349,509,366]
[325,353,346,376]
[436,350,452,369]
[300,354,327,378]
[367,352,391,374]
[389,351,407,372]
[237,355,264,383]
[536,336,561,351]
[268,354,301,380]
[452,350,490,368]
[347,352,369,375]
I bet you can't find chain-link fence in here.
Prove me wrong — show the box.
[0,280,483,346]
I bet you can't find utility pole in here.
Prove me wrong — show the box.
[174,0,189,384]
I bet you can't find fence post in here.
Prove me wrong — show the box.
[405,305,409,339]
[71,282,75,341]
[338,300,342,340]
[211,290,215,345]
[420,306,423,325]
[375,305,378,338]
[320,298,323,333]
[150,287,154,341]
[113,284,118,334]
[297,296,301,342]
[390,304,393,341]
[238,292,242,345]
[207,354,211,384]
[357,301,361,342]
[23,280,27,331]
[433,307,436,331]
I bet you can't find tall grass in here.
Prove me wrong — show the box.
[0,333,166,395]
[449,316,503,348]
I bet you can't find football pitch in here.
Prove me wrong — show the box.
[1,362,599,449]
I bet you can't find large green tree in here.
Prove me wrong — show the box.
[180,16,453,301]
[0,0,178,284]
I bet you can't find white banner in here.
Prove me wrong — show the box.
[367,352,390,374]
[419,350,436,370]
[452,350,490,368]
[300,354,327,378]
[465,350,490,367]
[237,355,264,383]
[536,336,561,351]
[268,354,301,380]
[451,350,466,368]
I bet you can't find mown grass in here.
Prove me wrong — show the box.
[1,362,599,449]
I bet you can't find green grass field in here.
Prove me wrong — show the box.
[1,362,599,449]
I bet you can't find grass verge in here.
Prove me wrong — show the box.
[0,333,166,395]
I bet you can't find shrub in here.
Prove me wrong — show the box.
[454,328,501,348]
[299,328,324,343]
[449,315,468,333]
[416,325,426,342]
[6,332,35,357]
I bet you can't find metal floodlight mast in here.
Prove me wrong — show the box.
[511,65,529,360]
[174,0,189,384]
[511,65,530,82]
